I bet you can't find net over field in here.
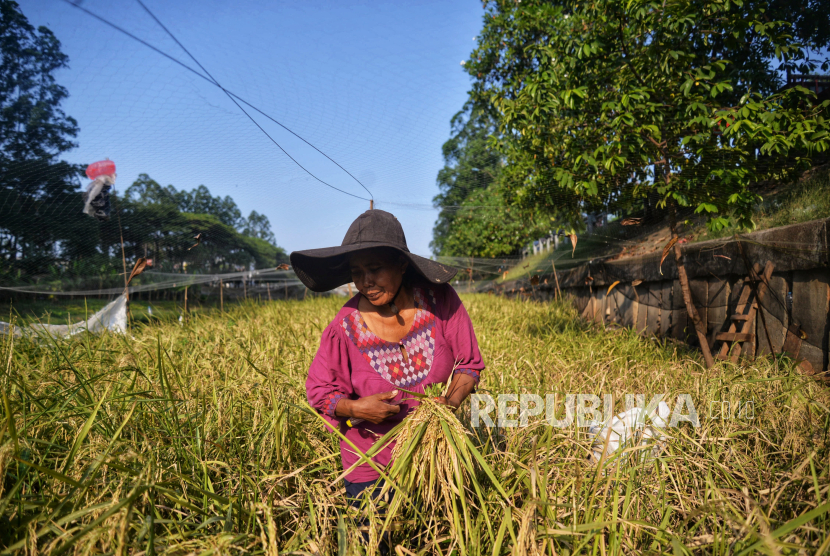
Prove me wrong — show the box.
[2,0,492,314]
[2,0,830,552]
[3,0,829,323]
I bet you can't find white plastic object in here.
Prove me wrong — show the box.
[1,294,128,338]
[588,401,671,464]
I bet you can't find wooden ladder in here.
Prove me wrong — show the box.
[715,260,775,363]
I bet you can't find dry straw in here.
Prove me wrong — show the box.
[0,295,828,554]
[377,386,508,553]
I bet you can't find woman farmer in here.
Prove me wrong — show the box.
[291,209,484,503]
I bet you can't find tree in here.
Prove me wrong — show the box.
[466,0,829,367]
[179,185,242,228]
[435,180,551,258]
[0,0,82,274]
[432,103,501,255]
[126,176,243,228]
[241,211,276,244]
[468,0,829,233]
[767,0,830,72]
[432,102,549,257]
[122,175,285,272]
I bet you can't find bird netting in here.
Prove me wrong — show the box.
[2,0,829,355]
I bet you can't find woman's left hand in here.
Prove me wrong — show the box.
[434,373,477,410]
[434,395,459,409]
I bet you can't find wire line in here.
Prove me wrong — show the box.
[60,0,373,202]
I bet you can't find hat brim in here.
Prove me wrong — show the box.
[290,242,458,292]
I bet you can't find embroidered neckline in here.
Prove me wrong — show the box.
[354,288,425,346]
[340,287,437,388]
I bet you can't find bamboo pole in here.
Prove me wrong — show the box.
[118,220,128,296]
[113,190,131,329]
[672,230,715,368]
[551,258,561,300]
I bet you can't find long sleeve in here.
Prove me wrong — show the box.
[306,324,353,422]
[442,286,485,383]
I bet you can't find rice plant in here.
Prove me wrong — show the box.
[1,295,828,555]
[375,388,507,554]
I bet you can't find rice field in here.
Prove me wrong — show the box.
[1,294,829,555]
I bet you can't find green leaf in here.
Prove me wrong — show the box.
[62,385,111,474]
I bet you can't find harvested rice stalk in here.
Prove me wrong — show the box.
[380,384,504,552]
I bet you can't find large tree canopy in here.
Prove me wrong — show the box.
[431,103,550,257]
[122,175,286,273]
[461,0,830,233]
[0,0,83,274]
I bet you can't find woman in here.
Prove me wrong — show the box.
[291,209,484,502]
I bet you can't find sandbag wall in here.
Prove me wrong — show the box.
[492,218,830,375]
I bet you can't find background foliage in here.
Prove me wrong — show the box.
[0,0,285,290]
[433,0,830,256]
[432,104,550,258]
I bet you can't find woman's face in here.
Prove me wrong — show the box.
[349,250,408,306]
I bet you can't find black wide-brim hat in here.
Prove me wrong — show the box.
[290,209,457,292]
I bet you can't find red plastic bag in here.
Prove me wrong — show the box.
[86,159,116,180]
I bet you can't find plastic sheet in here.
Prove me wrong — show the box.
[588,401,670,464]
[82,174,115,221]
[0,294,127,338]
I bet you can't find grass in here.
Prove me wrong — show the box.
[1,294,829,554]
[1,298,112,326]
[699,165,830,241]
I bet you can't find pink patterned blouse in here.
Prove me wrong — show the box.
[305,282,484,482]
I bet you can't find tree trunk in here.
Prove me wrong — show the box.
[661,146,715,368]
[671,224,715,368]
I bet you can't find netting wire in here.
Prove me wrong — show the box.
[64,0,374,203]
[1,1,827,333]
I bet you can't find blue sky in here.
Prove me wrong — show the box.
[20,0,485,256]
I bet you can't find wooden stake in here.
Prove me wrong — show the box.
[118,219,128,296]
[370,199,374,210]
[111,190,132,329]
[267,283,272,301]
[551,258,561,300]
[184,286,188,314]
[673,233,715,368]
[243,277,247,299]
[114,200,131,327]
[220,279,223,311]
[303,287,308,300]
[348,283,353,297]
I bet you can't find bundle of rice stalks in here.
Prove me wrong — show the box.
[378,384,506,552]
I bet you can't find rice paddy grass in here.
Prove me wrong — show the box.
[2,299,214,327]
[1,294,829,555]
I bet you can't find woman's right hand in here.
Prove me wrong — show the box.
[336,390,400,424]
